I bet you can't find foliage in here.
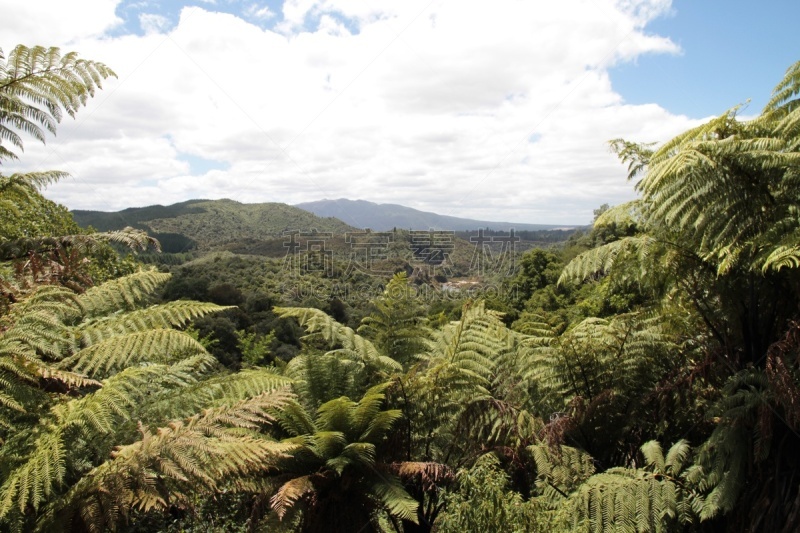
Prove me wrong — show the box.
[267,383,418,532]
[358,272,431,365]
[0,45,115,162]
[556,60,800,531]
[0,270,296,531]
[533,440,697,532]
[436,453,548,533]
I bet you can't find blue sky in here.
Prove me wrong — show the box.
[113,0,285,34]
[1,1,797,224]
[611,0,800,117]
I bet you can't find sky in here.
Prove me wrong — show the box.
[1,0,798,225]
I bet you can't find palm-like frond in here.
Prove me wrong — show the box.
[370,474,419,522]
[404,301,510,462]
[558,235,657,285]
[358,272,432,365]
[77,270,170,316]
[0,267,255,530]
[77,300,230,346]
[0,229,159,262]
[530,443,596,504]
[141,368,293,423]
[268,383,418,527]
[0,171,68,195]
[765,59,800,116]
[0,361,204,519]
[277,307,402,411]
[44,389,295,531]
[276,306,401,374]
[558,440,697,532]
[0,45,116,161]
[60,328,207,378]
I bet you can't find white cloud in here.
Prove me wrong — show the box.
[2,0,698,224]
[0,0,121,47]
[139,13,170,34]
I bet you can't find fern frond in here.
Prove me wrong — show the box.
[664,440,691,476]
[273,402,316,443]
[78,301,231,346]
[275,306,400,373]
[762,244,800,272]
[371,474,419,523]
[531,444,596,502]
[77,270,171,316]
[45,390,295,530]
[0,45,116,161]
[765,59,800,116]
[0,429,66,517]
[405,301,511,461]
[29,360,101,388]
[142,368,292,423]
[593,200,642,227]
[642,440,665,472]
[558,236,656,285]
[0,171,69,193]
[61,329,207,378]
[61,228,160,254]
[393,461,454,488]
[271,474,314,519]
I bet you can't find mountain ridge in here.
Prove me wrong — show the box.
[295,198,573,232]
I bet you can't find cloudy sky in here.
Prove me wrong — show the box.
[1,0,798,224]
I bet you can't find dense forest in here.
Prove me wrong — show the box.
[2,43,800,532]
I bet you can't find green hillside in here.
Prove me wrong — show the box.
[72,199,357,252]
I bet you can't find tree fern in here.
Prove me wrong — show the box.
[268,383,419,531]
[402,301,511,464]
[358,272,432,366]
[554,61,800,531]
[284,350,367,409]
[60,329,207,378]
[276,306,402,411]
[275,306,400,374]
[41,389,296,532]
[140,367,293,423]
[764,60,800,116]
[0,45,116,161]
[0,172,69,221]
[0,267,274,530]
[0,285,80,428]
[0,361,206,519]
[0,228,159,263]
[77,300,230,346]
[437,453,547,533]
[533,441,697,532]
[75,270,168,317]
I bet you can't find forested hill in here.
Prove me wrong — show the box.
[296,198,571,231]
[72,199,357,252]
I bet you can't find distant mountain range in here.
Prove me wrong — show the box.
[295,199,569,232]
[71,198,576,255]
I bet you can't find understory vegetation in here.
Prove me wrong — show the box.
[2,43,800,532]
